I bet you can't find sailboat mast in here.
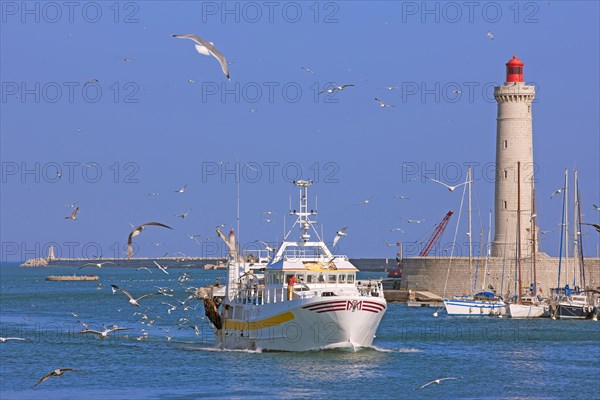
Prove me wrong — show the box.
[572,169,578,288]
[532,185,537,296]
[468,167,473,286]
[564,169,570,286]
[517,161,522,302]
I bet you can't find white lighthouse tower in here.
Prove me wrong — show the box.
[492,55,537,258]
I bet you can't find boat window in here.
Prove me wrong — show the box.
[318,274,325,283]
[327,274,337,284]
[307,274,316,283]
[347,274,355,283]
[339,274,346,283]
[296,273,305,282]
[272,273,283,284]
[265,274,269,284]
[285,274,294,284]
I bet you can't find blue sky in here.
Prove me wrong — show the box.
[1,1,599,261]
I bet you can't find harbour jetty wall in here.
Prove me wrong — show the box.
[393,253,600,298]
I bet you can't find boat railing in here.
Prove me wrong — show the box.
[230,280,385,305]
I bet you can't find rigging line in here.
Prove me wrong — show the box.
[442,173,469,298]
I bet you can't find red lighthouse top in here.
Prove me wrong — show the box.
[506,55,524,83]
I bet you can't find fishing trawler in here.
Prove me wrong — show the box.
[205,180,387,351]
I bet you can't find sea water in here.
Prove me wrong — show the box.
[1,263,599,399]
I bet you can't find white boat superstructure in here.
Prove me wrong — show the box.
[213,180,387,351]
[508,296,547,318]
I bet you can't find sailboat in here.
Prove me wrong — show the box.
[508,162,546,318]
[443,167,506,316]
[205,180,387,351]
[551,169,594,319]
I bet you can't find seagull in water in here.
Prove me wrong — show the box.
[172,34,230,80]
[332,227,348,247]
[428,177,470,192]
[375,97,395,107]
[110,284,156,307]
[416,377,460,390]
[34,368,80,387]
[79,262,114,269]
[65,207,79,220]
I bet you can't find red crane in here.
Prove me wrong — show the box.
[419,210,454,256]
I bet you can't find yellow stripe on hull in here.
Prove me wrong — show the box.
[223,311,295,331]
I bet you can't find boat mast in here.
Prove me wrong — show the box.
[572,169,578,288]
[557,168,567,289]
[468,166,473,287]
[517,161,522,303]
[482,210,492,291]
[564,169,570,287]
[531,185,537,297]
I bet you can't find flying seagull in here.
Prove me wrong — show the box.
[593,204,600,211]
[486,31,494,40]
[34,368,80,387]
[401,217,425,224]
[137,266,152,273]
[0,337,30,342]
[319,86,336,95]
[172,34,230,80]
[330,82,354,91]
[176,209,191,219]
[65,207,79,220]
[78,325,130,339]
[581,223,600,233]
[428,177,470,192]
[375,98,394,107]
[332,227,348,247]
[153,261,169,275]
[358,195,373,205]
[300,66,314,74]
[389,227,405,233]
[79,262,114,269]
[258,241,276,253]
[174,185,187,193]
[110,284,155,307]
[127,222,173,258]
[394,195,409,200]
[550,188,563,198]
[416,377,459,390]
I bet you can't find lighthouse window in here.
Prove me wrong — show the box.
[504,170,508,179]
[508,67,523,75]
[504,201,507,209]
[504,140,508,148]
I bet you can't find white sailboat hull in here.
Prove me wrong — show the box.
[508,303,546,318]
[443,299,506,316]
[217,296,386,351]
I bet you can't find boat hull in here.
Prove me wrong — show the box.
[508,303,546,318]
[554,304,593,320]
[217,296,386,351]
[443,299,506,316]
